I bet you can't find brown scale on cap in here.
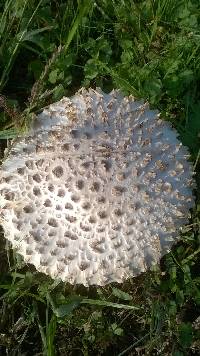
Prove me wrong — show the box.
[0,88,195,286]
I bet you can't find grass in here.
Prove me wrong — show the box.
[0,0,200,355]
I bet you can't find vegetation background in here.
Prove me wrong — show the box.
[0,0,199,355]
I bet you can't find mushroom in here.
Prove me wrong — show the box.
[0,88,195,286]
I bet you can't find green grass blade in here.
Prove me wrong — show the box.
[0,0,44,90]
[0,0,13,38]
[63,0,92,53]
[81,298,139,310]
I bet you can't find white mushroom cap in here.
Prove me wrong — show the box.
[0,88,195,286]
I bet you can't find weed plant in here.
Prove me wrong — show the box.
[0,1,200,355]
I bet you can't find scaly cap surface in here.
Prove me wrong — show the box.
[0,88,195,285]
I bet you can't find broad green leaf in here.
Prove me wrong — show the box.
[52,84,65,101]
[111,323,124,336]
[112,287,132,301]
[0,128,18,139]
[16,26,54,43]
[143,77,162,101]
[178,323,193,349]
[53,300,82,318]
[84,59,100,80]
[48,69,59,84]
[28,59,44,80]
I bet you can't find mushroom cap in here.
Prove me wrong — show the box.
[0,88,195,286]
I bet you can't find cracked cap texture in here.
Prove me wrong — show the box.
[0,88,195,286]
